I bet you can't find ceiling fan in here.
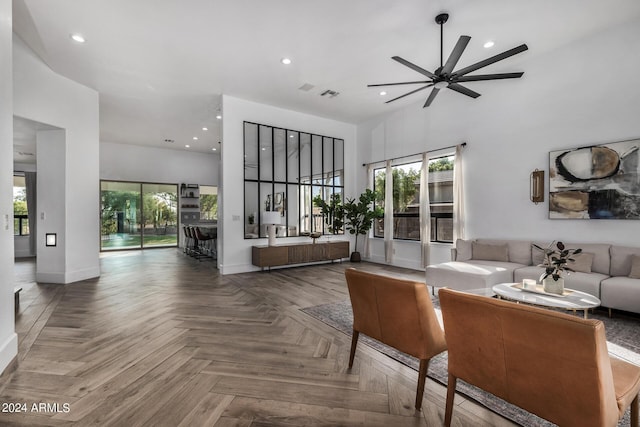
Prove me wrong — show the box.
[368,13,528,107]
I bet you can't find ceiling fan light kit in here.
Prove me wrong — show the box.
[369,12,528,107]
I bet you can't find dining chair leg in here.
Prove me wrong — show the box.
[444,373,457,427]
[631,395,638,427]
[348,330,359,369]
[415,359,429,410]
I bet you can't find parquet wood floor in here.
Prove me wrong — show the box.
[2,250,517,427]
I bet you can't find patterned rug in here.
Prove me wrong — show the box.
[301,298,639,427]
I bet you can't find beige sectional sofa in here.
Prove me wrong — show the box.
[425,238,640,315]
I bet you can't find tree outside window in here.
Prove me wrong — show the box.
[373,155,454,242]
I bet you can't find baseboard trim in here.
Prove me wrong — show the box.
[0,332,18,376]
[36,266,100,284]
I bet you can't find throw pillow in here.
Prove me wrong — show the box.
[456,239,473,261]
[568,252,594,273]
[629,254,640,279]
[471,242,509,262]
[531,243,549,266]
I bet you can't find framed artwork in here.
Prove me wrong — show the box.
[549,138,640,219]
[273,192,286,216]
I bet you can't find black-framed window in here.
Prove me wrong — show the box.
[243,121,344,239]
[13,175,29,236]
[372,155,454,243]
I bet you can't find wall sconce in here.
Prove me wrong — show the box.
[261,211,282,247]
[530,169,544,204]
[45,233,57,247]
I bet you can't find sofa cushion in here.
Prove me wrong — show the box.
[630,255,640,279]
[610,245,640,277]
[477,239,532,265]
[472,242,509,262]
[600,276,640,313]
[514,266,605,298]
[565,243,611,276]
[455,239,472,261]
[568,252,594,273]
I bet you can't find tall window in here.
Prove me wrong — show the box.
[13,175,29,236]
[243,122,344,239]
[373,155,454,243]
[100,181,178,250]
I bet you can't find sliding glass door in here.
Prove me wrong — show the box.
[141,183,178,248]
[100,181,178,251]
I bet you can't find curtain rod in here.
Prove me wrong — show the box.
[362,142,466,167]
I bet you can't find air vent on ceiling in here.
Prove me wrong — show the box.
[320,89,340,98]
[298,83,315,92]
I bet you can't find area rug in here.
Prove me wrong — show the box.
[301,298,639,426]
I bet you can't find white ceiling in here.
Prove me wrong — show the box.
[12,0,640,156]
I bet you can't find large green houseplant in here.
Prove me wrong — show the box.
[343,189,384,262]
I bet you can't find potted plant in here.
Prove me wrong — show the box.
[343,189,383,262]
[312,193,345,235]
[533,241,582,295]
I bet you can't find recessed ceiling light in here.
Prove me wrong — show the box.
[212,148,217,151]
[281,58,292,65]
[261,147,266,151]
[483,41,495,48]
[202,127,208,131]
[185,144,190,148]
[216,115,222,120]
[379,91,387,96]
[193,136,198,140]
[70,33,86,43]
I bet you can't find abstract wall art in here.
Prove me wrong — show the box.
[549,139,640,219]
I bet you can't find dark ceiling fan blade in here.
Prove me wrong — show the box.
[454,72,523,82]
[385,84,434,104]
[441,35,471,75]
[447,83,481,98]
[367,80,431,87]
[423,88,440,108]
[391,56,436,79]
[452,44,528,77]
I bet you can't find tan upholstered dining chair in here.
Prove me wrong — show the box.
[344,268,447,410]
[438,288,640,427]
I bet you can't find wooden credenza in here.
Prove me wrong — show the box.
[252,241,349,270]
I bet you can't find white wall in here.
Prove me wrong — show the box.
[13,36,100,283]
[357,19,640,269]
[100,141,219,185]
[36,130,66,282]
[220,95,357,274]
[0,0,17,375]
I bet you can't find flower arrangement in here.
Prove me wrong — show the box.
[533,241,582,282]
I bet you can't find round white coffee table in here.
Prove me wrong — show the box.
[492,283,601,319]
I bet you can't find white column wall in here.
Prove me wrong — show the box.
[0,0,17,375]
[357,19,640,269]
[36,130,66,282]
[220,95,357,275]
[13,36,100,283]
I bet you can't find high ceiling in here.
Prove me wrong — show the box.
[12,0,640,155]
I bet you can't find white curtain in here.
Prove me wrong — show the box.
[384,160,394,263]
[453,144,465,241]
[363,164,373,259]
[25,172,37,256]
[420,153,431,268]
